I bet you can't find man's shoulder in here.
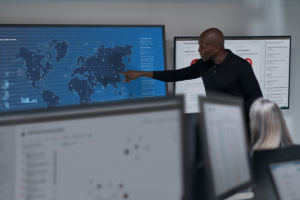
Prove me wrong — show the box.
[192,58,208,69]
[231,53,250,65]
[194,58,205,65]
[229,53,252,71]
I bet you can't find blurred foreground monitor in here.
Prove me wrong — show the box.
[0,96,195,200]
[269,159,300,200]
[253,147,300,200]
[198,94,253,200]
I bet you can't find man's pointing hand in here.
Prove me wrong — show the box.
[117,71,153,83]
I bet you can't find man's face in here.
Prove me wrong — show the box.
[198,37,216,61]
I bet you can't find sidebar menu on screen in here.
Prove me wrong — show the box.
[265,40,290,108]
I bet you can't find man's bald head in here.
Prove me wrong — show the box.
[198,28,227,62]
[199,28,224,49]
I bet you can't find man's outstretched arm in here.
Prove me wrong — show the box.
[117,62,201,83]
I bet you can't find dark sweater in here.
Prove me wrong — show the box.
[153,50,263,115]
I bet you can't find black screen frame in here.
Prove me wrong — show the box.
[198,94,254,200]
[252,147,300,200]
[174,36,292,110]
[0,24,168,113]
[268,158,300,200]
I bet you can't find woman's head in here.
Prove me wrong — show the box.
[250,98,293,150]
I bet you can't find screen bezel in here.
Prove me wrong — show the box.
[268,158,300,200]
[0,24,168,113]
[198,94,254,200]
[174,36,292,110]
[253,146,300,200]
[0,95,195,200]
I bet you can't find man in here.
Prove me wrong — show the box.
[118,28,262,120]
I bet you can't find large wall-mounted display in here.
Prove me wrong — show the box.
[0,25,167,112]
[175,36,291,113]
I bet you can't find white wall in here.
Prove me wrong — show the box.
[1,0,300,142]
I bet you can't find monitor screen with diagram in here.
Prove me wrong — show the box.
[174,36,291,113]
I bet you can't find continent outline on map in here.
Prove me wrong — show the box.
[68,44,133,104]
[15,39,69,108]
[15,39,134,107]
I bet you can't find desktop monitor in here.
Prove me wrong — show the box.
[175,36,291,113]
[0,24,167,113]
[252,147,300,200]
[269,159,300,200]
[198,94,253,200]
[0,96,195,200]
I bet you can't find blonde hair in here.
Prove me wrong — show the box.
[250,98,293,150]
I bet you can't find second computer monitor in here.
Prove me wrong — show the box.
[269,159,300,200]
[252,147,300,200]
[175,36,291,113]
[198,95,253,200]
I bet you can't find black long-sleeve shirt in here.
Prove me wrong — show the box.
[153,50,263,115]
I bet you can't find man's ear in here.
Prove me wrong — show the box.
[214,45,220,53]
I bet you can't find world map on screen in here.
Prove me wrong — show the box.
[0,27,166,112]
[15,39,133,107]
